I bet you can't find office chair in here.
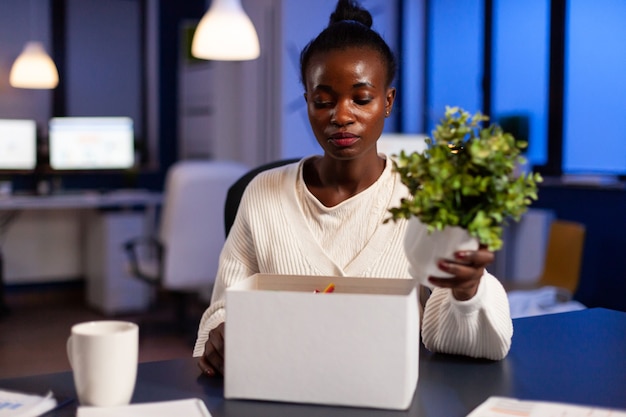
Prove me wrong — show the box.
[506,219,587,318]
[224,158,301,236]
[536,219,586,294]
[124,160,249,330]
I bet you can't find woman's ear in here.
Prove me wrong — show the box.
[385,87,397,116]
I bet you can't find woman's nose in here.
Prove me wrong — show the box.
[331,100,355,126]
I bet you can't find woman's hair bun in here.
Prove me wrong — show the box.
[328,0,373,29]
[299,0,397,88]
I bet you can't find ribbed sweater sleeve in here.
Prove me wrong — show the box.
[194,163,321,356]
[421,272,513,360]
[192,171,265,357]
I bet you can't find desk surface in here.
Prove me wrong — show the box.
[0,190,162,210]
[1,308,625,417]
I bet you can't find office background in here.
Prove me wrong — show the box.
[0,0,625,311]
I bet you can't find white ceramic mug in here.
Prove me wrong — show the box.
[67,320,139,407]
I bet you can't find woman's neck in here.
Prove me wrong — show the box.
[303,153,386,207]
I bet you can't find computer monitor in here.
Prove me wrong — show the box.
[0,119,38,172]
[48,117,135,171]
[377,133,428,159]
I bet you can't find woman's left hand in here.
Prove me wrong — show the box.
[428,244,494,301]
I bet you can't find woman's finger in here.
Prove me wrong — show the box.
[198,354,216,376]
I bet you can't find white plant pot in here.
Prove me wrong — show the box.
[404,218,479,287]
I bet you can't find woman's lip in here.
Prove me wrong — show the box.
[330,132,358,139]
[328,133,359,147]
[328,136,360,147]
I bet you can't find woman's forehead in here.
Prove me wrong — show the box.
[307,46,383,66]
[305,47,386,84]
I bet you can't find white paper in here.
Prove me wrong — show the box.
[467,396,626,417]
[0,389,57,417]
[77,398,212,417]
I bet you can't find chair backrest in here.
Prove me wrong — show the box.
[223,158,301,237]
[159,160,249,290]
[537,220,586,294]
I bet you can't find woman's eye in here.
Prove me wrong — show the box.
[354,97,373,105]
[313,101,333,108]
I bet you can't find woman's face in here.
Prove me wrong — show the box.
[304,47,395,161]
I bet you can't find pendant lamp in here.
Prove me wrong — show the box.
[10,41,59,89]
[191,0,260,61]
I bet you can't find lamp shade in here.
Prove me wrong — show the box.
[191,0,260,61]
[10,41,59,89]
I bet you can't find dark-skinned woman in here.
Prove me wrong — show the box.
[195,0,512,377]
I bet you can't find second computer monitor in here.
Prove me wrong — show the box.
[48,117,135,171]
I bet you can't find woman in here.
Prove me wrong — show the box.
[195,0,512,376]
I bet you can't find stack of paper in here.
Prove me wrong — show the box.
[467,396,626,417]
[0,389,58,417]
[77,398,212,417]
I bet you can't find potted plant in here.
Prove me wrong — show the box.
[386,106,542,284]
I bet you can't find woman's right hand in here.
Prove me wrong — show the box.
[198,322,225,376]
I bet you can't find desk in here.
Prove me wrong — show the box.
[1,308,624,417]
[0,191,162,315]
[0,191,162,211]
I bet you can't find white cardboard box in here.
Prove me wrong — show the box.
[224,274,420,410]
